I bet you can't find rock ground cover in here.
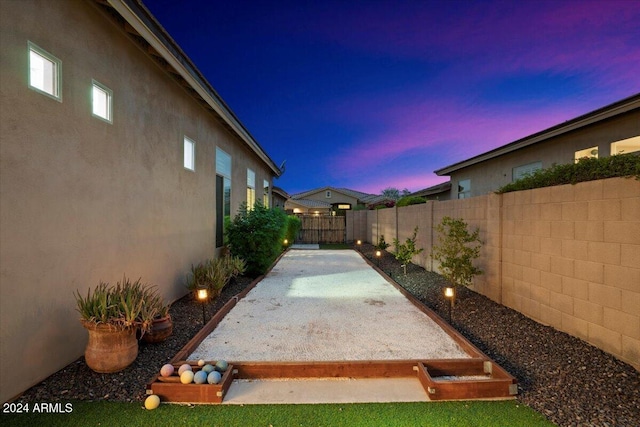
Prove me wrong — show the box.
[16,245,640,427]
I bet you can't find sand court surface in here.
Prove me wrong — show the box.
[189,249,469,362]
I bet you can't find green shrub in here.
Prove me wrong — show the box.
[186,255,246,298]
[431,217,483,289]
[227,202,287,276]
[283,215,301,246]
[496,153,640,193]
[396,196,427,207]
[374,234,390,251]
[393,226,424,275]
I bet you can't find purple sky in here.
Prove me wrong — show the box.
[144,0,640,195]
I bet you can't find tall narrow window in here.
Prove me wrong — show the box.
[28,41,61,101]
[457,179,471,199]
[216,148,232,248]
[263,179,270,208]
[247,169,256,209]
[92,80,112,123]
[184,136,195,171]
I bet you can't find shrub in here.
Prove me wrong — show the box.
[374,234,390,251]
[393,226,424,275]
[496,153,640,193]
[283,215,301,246]
[396,196,427,207]
[431,217,483,289]
[227,202,287,276]
[186,255,246,298]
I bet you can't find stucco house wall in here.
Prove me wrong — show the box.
[0,0,278,403]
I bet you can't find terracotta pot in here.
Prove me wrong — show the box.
[142,315,173,344]
[83,322,138,373]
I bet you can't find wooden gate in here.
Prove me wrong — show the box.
[297,215,346,244]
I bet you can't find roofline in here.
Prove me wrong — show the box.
[435,93,640,176]
[107,0,282,176]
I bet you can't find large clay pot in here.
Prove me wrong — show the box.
[83,322,138,373]
[142,315,173,344]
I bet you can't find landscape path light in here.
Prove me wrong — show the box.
[444,286,455,323]
[197,288,208,325]
[375,249,381,266]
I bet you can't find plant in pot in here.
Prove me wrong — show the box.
[74,276,156,373]
[141,290,173,344]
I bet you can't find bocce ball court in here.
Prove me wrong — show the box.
[147,249,517,404]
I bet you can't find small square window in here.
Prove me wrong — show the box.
[92,80,112,123]
[457,179,471,199]
[28,41,61,101]
[184,137,195,171]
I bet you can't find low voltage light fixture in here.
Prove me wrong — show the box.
[197,288,208,325]
[444,287,455,323]
[375,249,381,266]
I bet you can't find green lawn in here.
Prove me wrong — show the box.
[3,400,555,427]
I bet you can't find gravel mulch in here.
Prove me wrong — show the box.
[17,246,640,427]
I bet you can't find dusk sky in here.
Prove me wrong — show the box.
[144,0,640,195]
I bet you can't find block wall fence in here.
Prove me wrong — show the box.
[346,177,640,370]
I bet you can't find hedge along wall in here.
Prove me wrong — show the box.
[347,177,640,370]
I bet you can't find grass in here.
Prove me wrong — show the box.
[319,243,352,250]
[3,400,555,427]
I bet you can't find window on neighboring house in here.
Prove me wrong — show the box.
[247,169,256,209]
[28,41,61,101]
[574,146,598,163]
[326,190,332,198]
[611,136,640,155]
[216,148,231,248]
[513,161,542,181]
[92,80,112,123]
[263,179,270,208]
[183,136,195,171]
[457,179,471,199]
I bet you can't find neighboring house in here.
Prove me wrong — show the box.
[435,94,640,199]
[271,186,289,210]
[286,187,390,215]
[410,181,452,201]
[0,0,281,403]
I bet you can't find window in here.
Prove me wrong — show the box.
[513,161,542,181]
[326,190,332,198]
[457,179,471,199]
[611,136,640,155]
[28,41,61,101]
[92,80,112,123]
[216,148,232,248]
[183,136,195,171]
[246,169,256,209]
[263,180,270,208]
[574,146,598,163]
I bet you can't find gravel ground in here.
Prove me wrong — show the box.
[17,245,640,427]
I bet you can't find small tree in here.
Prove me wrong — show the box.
[431,217,483,289]
[393,226,424,275]
[374,234,390,251]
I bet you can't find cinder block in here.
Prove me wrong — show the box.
[532,220,551,237]
[531,187,551,204]
[523,204,541,221]
[514,220,532,236]
[550,256,574,277]
[621,197,640,221]
[604,221,640,244]
[621,290,640,316]
[550,291,574,314]
[588,322,622,356]
[574,179,604,201]
[562,276,589,300]
[503,262,523,281]
[573,298,603,325]
[621,244,640,268]
[521,297,541,320]
[603,307,640,339]
[550,184,575,203]
[504,234,523,250]
[531,253,551,272]
[562,201,589,221]
[551,221,575,240]
[587,199,621,221]
[540,271,562,291]
[588,241,621,265]
[574,220,604,242]
[522,266,541,286]
[514,249,532,267]
[574,260,604,284]
[602,177,640,199]
[530,284,550,305]
[539,304,562,329]
[540,237,563,256]
[561,239,589,261]
[540,203,563,221]
[588,283,622,310]
[621,336,640,370]
[561,313,589,341]
[604,264,640,292]
[522,235,541,252]
[514,279,531,299]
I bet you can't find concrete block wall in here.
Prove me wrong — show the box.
[347,177,639,369]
